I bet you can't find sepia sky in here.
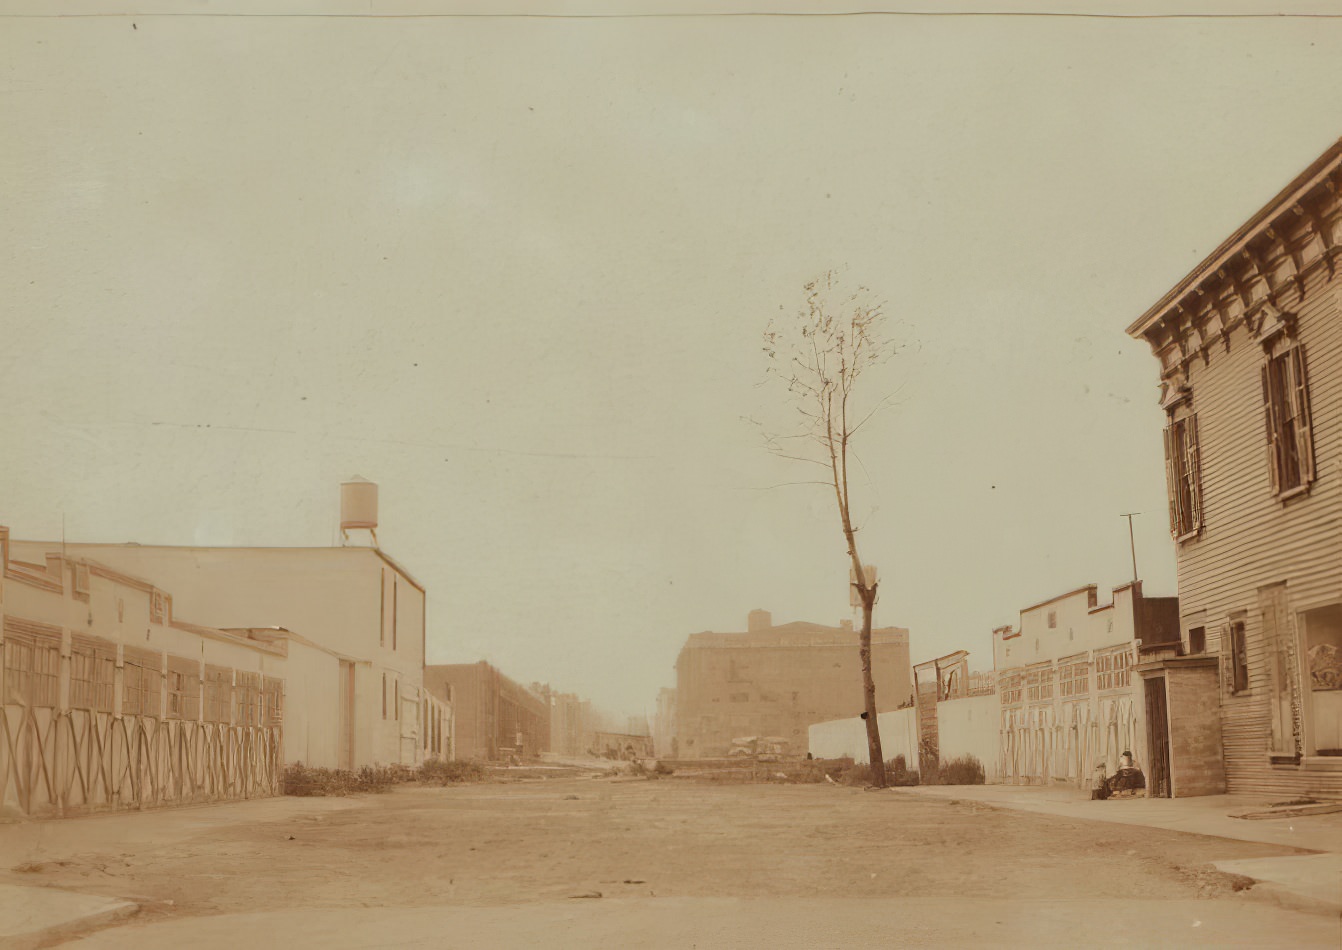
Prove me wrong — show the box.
[3,2,1342,718]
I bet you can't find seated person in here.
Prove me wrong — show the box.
[1090,762,1110,800]
[1107,751,1146,794]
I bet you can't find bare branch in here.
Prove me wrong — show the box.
[735,480,835,491]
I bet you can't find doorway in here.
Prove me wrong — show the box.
[1145,676,1171,797]
[338,660,355,770]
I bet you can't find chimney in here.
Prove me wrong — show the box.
[839,619,854,633]
[747,609,772,632]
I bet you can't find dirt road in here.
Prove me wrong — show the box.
[2,776,1337,947]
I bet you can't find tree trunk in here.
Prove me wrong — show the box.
[860,593,886,788]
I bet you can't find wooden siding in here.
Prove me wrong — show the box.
[1174,262,1342,799]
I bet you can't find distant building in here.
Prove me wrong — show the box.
[424,662,549,761]
[968,670,996,696]
[549,691,594,758]
[674,609,913,758]
[912,651,971,773]
[653,687,677,758]
[993,582,1178,790]
[1127,138,1342,799]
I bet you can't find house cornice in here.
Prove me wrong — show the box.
[1127,138,1342,344]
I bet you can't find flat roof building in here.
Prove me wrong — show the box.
[675,610,913,759]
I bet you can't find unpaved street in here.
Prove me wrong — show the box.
[2,776,1337,948]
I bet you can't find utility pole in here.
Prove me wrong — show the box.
[1120,512,1140,584]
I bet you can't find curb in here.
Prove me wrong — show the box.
[1237,880,1341,920]
[0,896,139,950]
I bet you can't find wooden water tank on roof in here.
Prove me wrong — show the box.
[340,477,378,531]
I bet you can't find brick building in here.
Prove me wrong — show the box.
[548,690,594,758]
[424,662,549,761]
[674,609,913,759]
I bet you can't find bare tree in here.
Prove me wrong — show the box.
[761,270,901,787]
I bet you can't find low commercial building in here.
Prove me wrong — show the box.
[675,609,914,758]
[8,482,444,773]
[1,526,287,816]
[993,582,1178,790]
[424,661,549,761]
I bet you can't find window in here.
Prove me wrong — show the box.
[166,656,201,720]
[3,632,61,707]
[1047,611,1057,629]
[234,672,260,727]
[392,578,398,651]
[1025,666,1054,703]
[1095,648,1132,691]
[395,679,400,720]
[70,637,116,712]
[1059,658,1089,698]
[204,666,232,723]
[122,649,163,718]
[1163,413,1202,538]
[1262,345,1314,495]
[382,673,388,719]
[1228,621,1249,694]
[263,676,284,726]
[1299,605,1342,756]
[999,671,1022,706]
[1188,626,1206,656]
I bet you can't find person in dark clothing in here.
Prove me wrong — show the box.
[1106,751,1146,795]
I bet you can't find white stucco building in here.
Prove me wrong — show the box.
[993,582,1179,790]
[7,481,448,777]
[9,539,438,772]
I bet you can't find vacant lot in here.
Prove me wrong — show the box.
[2,776,1334,948]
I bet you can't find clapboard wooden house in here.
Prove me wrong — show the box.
[1127,138,1342,799]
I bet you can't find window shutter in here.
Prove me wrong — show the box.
[1188,414,1202,531]
[1291,345,1314,484]
[1162,424,1179,537]
[1261,364,1280,494]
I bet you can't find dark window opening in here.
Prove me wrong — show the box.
[1230,622,1249,693]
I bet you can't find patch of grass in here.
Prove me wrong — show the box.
[283,759,487,796]
[922,755,986,786]
[282,763,402,796]
[419,758,487,785]
[886,754,921,787]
